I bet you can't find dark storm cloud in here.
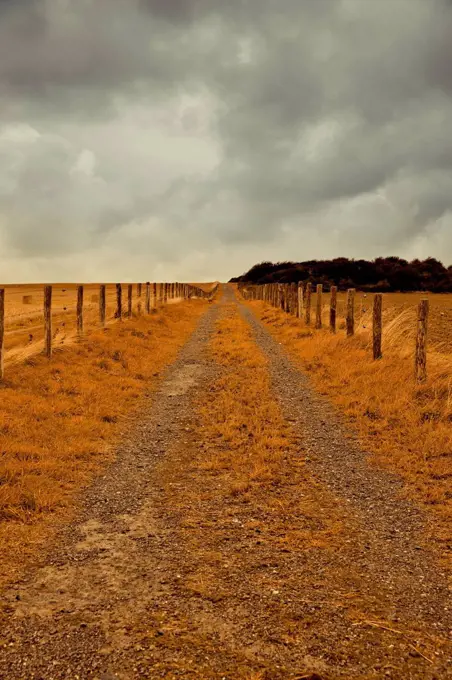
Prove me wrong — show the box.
[0,0,452,281]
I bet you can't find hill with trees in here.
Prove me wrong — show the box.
[230,257,452,292]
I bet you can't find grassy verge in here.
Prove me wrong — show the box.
[245,300,452,562]
[0,300,207,589]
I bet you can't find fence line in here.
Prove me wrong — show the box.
[0,282,217,379]
[238,282,430,381]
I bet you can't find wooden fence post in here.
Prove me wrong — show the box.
[76,285,84,336]
[373,293,383,360]
[330,286,337,333]
[44,285,52,358]
[415,299,429,382]
[297,282,303,318]
[145,282,151,313]
[346,288,355,337]
[137,283,142,315]
[291,283,297,315]
[315,284,323,329]
[305,283,312,325]
[99,285,106,327]
[127,284,133,318]
[153,282,157,308]
[0,288,4,380]
[116,283,122,319]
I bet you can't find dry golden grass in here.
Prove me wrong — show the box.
[195,304,343,545]
[138,303,449,674]
[0,299,208,589]
[312,290,452,353]
[129,304,348,677]
[246,298,452,561]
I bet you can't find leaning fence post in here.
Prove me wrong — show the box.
[415,299,429,382]
[99,285,106,327]
[44,285,52,358]
[373,293,383,360]
[315,284,323,329]
[330,286,337,333]
[76,285,84,336]
[346,288,355,337]
[305,283,312,325]
[116,283,122,319]
[0,288,4,379]
[127,284,133,318]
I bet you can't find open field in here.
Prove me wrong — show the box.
[316,290,452,354]
[0,285,450,678]
[1,282,217,367]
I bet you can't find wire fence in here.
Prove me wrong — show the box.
[239,282,433,382]
[0,282,218,379]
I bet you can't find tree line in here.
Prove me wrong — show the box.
[230,257,452,292]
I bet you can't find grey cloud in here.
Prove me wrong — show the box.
[0,0,452,280]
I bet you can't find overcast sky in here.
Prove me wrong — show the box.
[1,0,451,282]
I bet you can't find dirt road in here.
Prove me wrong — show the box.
[0,288,450,679]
